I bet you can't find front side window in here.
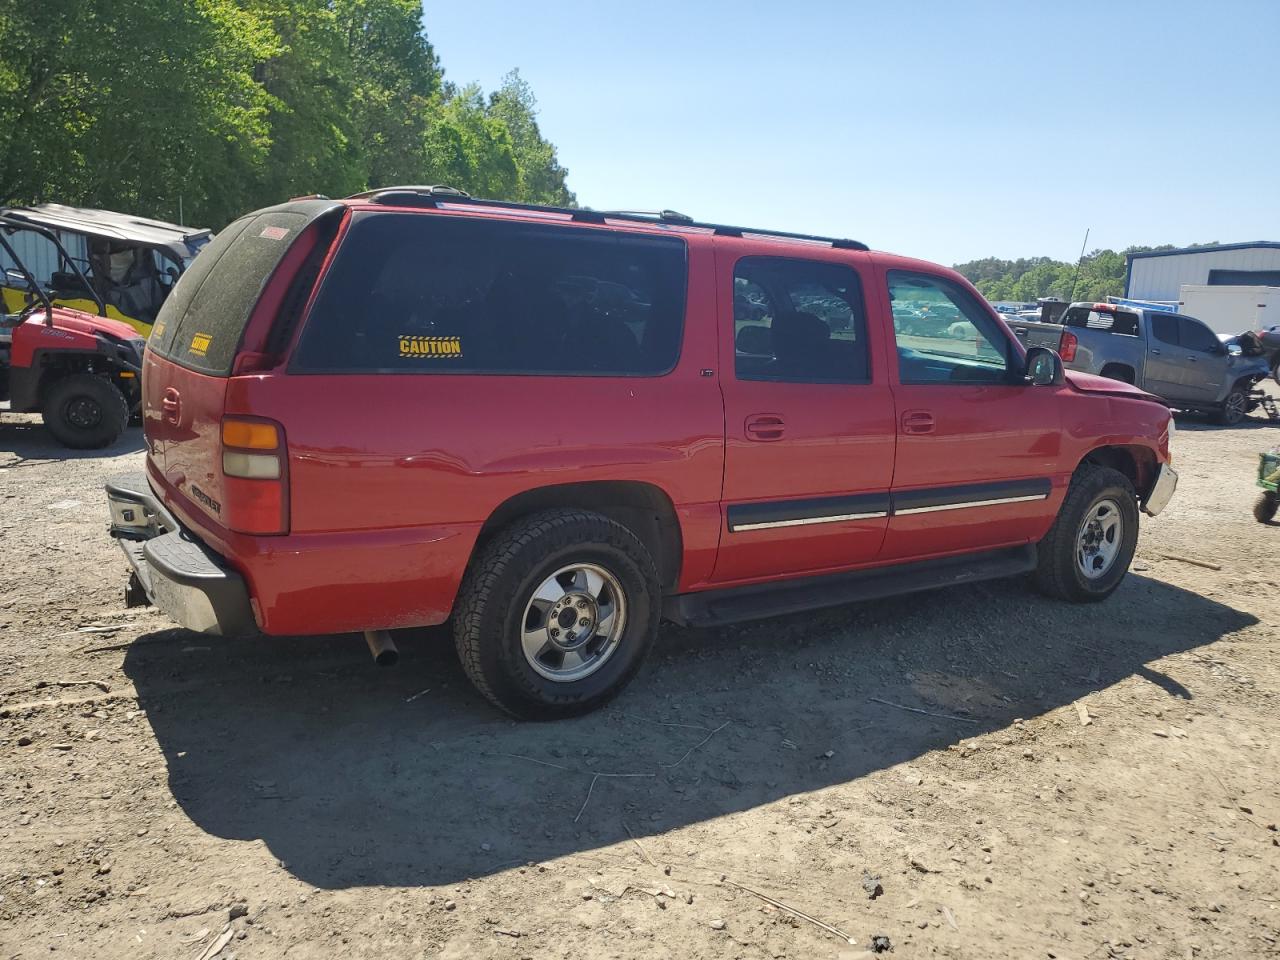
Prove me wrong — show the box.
[1178,316,1220,353]
[291,213,687,375]
[887,271,1013,384]
[732,257,869,383]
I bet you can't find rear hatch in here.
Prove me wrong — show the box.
[143,200,341,533]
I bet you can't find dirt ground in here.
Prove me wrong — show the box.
[1,400,1278,960]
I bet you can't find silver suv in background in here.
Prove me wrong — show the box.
[1011,302,1272,425]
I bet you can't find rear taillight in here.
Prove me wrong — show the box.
[221,417,288,535]
[1059,330,1078,362]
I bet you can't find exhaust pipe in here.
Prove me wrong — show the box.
[363,630,399,667]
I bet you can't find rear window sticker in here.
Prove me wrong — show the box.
[258,226,290,241]
[189,332,212,356]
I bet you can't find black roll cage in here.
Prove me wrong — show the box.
[0,215,106,324]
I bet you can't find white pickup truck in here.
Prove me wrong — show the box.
[1010,301,1272,425]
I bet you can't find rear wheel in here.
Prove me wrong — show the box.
[42,374,129,449]
[453,509,660,719]
[1034,464,1139,603]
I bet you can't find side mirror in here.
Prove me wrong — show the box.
[1024,346,1065,386]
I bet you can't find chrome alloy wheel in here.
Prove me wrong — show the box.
[521,563,627,682]
[1076,497,1123,580]
[1222,391,1248,425]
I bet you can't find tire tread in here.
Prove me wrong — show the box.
[1034,464,1137,602]
[452,508,658,717]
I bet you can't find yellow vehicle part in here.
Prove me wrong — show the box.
[0,284,152,337]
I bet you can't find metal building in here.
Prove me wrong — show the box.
[1125,242,1280,301]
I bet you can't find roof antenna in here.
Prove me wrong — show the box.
[1068,227,1090,301]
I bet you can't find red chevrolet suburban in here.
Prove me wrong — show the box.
[105,187,1177,718]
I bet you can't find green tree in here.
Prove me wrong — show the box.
[423,85,519,199]
[242,0,365,208]
[336,0,441,188]
[488,70,574,206]
[0,0,571,228]
[0,0,277,226]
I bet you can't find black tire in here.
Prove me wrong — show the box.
[453,509,661,720]
[1255,492,1279,524]
[1214,384,1250,426]
[41,374,129,449]
[1034,464,1139,603]
[1272,357,1280,387]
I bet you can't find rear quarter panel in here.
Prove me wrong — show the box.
[1070,327,1146,380]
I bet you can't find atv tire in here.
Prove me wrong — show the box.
[42,374,130,449]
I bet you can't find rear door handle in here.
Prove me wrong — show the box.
[745,414,785,441]
[901,410,935,435]
[1150,349,1161,355]
[161,387,181,425]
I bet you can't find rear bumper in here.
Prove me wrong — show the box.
[1142,463,1178,517]
[105,473,257,636]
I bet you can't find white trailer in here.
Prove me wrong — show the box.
[1178,284,1280,336]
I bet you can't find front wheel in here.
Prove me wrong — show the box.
[1215,386,1250,426]
[1034,464,1140,603]
[41,374,129,449]
[453,509,660,719]
[1256,491,1279,524]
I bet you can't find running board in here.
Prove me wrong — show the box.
[663,545,1037,628]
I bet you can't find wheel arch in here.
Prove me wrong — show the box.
[1098,362,1136,384]
[474,481,684,592]
[1077,443,1157,500]
[21,349,124,410]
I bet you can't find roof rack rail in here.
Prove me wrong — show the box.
[352,187,869,251]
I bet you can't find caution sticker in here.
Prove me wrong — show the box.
[399,335,462,358]
[151,319,166,339]
[189,332,212,357]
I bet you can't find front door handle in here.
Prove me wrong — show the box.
[901,410,935,435]
[745,414,785,441]
[1150,349,1161,355]
[1185,356,1197,362]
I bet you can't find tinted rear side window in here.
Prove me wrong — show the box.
[1151,314,1180,346]
[149,211,308,374]
[1062,307,1139,336]
[290,213,687,375]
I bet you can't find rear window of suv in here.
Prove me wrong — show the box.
[290,212,687,376]
[149,211,309,374]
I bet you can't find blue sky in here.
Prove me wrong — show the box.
[423,1,1278,266]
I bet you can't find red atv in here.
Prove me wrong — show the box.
[0,216,144,448]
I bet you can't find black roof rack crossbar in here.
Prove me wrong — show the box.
[357,186,869,251]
